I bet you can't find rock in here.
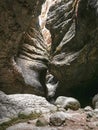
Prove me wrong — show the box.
[46,74,59,101]
[49,111,66,126]
[55,96,80,110]
[92,94,98,108]
[0,0,49,97]
[5,107,98,130]
[86,111,94,119]
[75,129,85,130]
[94,109,98,118]
[94,109,98,114]
[46,0,98,106]
[0,0,98,108]
[7,123,58,130]
[84,106,93,111]
[0,91,57,124]
[36,117,49,126]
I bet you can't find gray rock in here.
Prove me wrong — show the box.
[49,111,66,126]
[84,106,93,111]
[46,74,59,100]
[46,0,98,106]
[94,109,98,118]
[0,91,57,124]
[36,117,49,126]
[94,108,98,114]
[7,122,58,130]
[92,94,98,108]
[86,111,94,118]
[0,0,48,97]
[55,96,80,110]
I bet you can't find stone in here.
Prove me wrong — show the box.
[84,106,93,111]
[49,112,66,126]
[94,109,98,118]
[46,0,98,106]
[55,96,80,110]
[36,117,49,126]
[0,91,57,124]
[0,0,49,97]
[46,74,59,101]
[92,94,98,108]
[86,111,94,118]
[7,123,58,130]
[0,0,98,116]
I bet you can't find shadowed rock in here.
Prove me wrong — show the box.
[0,0,98,106]
[0,0,49,97]
[55,96,80,110]
[46,0,98,105]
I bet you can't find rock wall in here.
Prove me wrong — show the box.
[46,0,98,105]
[0,0,48,96]
[0,0,98,105]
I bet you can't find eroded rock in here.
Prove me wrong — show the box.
[55,96,80,110]
[0,91,57,124]
[46,0,98,106]
[49,112,66,126]
[36,117,49,126]
[0,0,49,97]
[92,94,98,109]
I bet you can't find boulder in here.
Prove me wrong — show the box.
[36,117,49,126]
[55,96,80,110]
[0,91,57,124]
[49,112,66,126]
[92,94,98,109]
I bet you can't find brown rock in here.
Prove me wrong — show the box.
[46,0,98,106]
[0,0,48,97]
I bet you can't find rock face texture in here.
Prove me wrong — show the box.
[0,0,49,96]
[46,0,98,105]
[55,96,80,110]
[1,92,98,130]
[0,91,57,124]
[5,107,98,130]
[0,0,98,106]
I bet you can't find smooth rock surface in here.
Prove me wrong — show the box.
[92,94,98,108]
[84,106,93,111]
[46,74,58,100]
[49,112,66,126]
[55,96,80,110]
[0,91,57,124]
[7,124,58,130]
[36,117,49,126]
[46,0,98,106]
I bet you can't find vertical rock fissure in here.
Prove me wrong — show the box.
[39,0,51,46]
[39,0,61,51]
